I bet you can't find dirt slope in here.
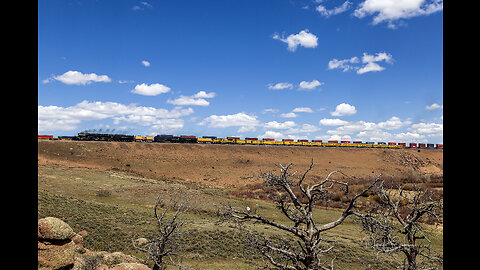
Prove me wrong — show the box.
[38,141,443,187]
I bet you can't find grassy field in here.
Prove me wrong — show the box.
[38,163,442,269]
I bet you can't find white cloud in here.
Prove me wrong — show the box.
[167,91,216,106]
[426,103,443,110]
[38,100,193,132]
[168,97,210,106]
[50,70,112,85]
[268,82,293,90]
[131,83,171,96]
[118,80,134,84]
[272,29,318,52]
[409,122,443,136]
[258,131,285,140]
[198,113,261,128]
[316,1,352,17]
[329,52,393,74]
[264,121,297,130]
[285,124,320,134]
[262,108,279,114]
[377,116,411,130]
[292,107,314,113]
[280,112,298,118]
[357,62,385,74]
[192,91,216,98]
[298,80,324,90]
[331,103,357,116]
[141,60,150,67]
[328,57,360,71]
[354,0,443,28]
[319,118,349,126]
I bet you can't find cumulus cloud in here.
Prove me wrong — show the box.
[409,122,443,137]
[198,113,261,129]
[280,112,298,118]
[141,60,150,67]
[47,70,112,85]
[328,57,360,72]
[258,131,285,140]
[268,82,293,90]
[38,100,193,132]
[316,1,352,17]
[298,80,324,90]
[285,124,320,134]
[319,118,349,126]
[354,0,443,28]
[264,121,297,130]
[167,91,216,106]
[319,115,438,143]
[272,29,318,52]
[292,107,314,113]
[426,103,443,110]
[328,52,393,74]
[192,91,216,99]
[131,83,171,96]
[331,103,357,116]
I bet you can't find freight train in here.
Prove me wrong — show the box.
[38,132,443,149]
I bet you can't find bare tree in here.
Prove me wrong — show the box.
[217,161,381,270]
[354,181,443,270]
[133,196,191,270]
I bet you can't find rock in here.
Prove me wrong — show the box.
[134,237,148,246]
[38,217,75,241]
[38,240,76,269]
[38,217,77,269]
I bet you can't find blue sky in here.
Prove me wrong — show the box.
[38,0,443,143]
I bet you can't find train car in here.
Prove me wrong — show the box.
[282,139,294,146]
[409,143,418,148]
[38,135,53,140]
[328,140,338,143]
[112,134,134,142]
[213,138,224,144]
[244,137,258,144]
[134,136,144,142]
[58,136,75,140]
[418,143,427,148]
[341,141,351,144]
[199,136,217,143]
[179,135,197,143]
[436,144,443,149]
[426,143,435,148]
[262,138,275,145]
[154,134,173,142]
[312,140,323,143]
[74,132,115,141]
[398,143,406,147]
[197,138,213,143]
[388,142,397,145]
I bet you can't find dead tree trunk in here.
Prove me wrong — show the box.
[355,181,443,270]
[218,160,381,270]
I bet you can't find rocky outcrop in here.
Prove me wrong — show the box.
[38,216,151,270]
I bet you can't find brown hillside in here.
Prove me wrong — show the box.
[38,140,443,187]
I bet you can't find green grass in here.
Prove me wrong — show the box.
[38,164,442,269]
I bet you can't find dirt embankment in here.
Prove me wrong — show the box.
[38,141,443,187]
